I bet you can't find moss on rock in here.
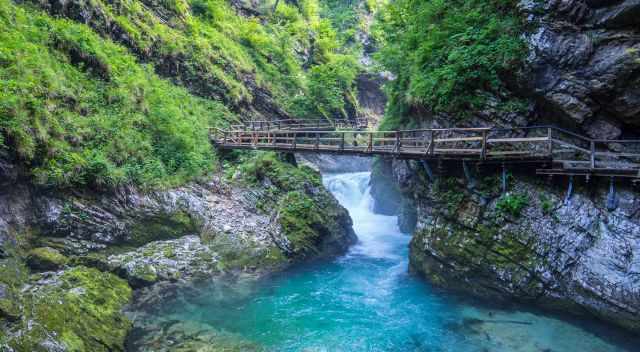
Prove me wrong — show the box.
[9,266,132,352]
[26,247,69,271]
[128,210,201,246]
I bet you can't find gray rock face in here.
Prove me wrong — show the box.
[107,236,220,288]
[522,0,640,131]
[0,172,355,286]
[365,0,640,334]
[371,157,640,333]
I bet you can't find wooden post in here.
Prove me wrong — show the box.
[481,129,488,160]
[423,131,428,154]
[340,133,345,151]
[394,131,401,153]
[292,132,297,150]
[273,131,277,146]
[429,130,435,155]
[368,133,373,153]
[590,141,596,169]
[547,127,553,158]
[315,133,320,150]
[223,131,227,145]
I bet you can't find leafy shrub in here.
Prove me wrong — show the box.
[539,194,554,215]
[496,193,529,217]
[375,0,527,125]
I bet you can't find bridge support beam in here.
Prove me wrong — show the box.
[501,164,507,194]
[564,176,574,205]
[463,161,476,190]
[607,177,618,211]
[420,160,435,182]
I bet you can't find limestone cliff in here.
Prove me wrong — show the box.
[370,0,640,333]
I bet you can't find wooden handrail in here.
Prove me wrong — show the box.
[209,124,640,178]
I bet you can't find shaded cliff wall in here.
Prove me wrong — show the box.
[370,0,640,333]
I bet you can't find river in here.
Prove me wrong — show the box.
[128,172,637,351]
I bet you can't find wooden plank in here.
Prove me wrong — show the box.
[487,137,549,143]
[594,151,640,158]
[434,137,484,143]
[433,148,482,153]
[552,139,591,154]
[487,150,537,156]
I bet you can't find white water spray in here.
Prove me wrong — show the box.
[323,172,405,260]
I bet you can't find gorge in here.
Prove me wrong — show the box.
[1,0,640,351]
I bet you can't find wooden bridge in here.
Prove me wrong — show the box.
[211,124,640,181]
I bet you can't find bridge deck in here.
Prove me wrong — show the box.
[210,126,640,180]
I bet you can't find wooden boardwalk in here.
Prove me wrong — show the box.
[211,125,640,180]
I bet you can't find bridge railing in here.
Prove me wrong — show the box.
[211,127,555,160]
[211,126,640,176]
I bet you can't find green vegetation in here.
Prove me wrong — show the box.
[539,194,554,215]
[230,151,321,190]
[26,247,69,271]
[0,0,231,189]
[375,0,526,127]
[227,151,348,258]
[278,191,324,255]
[433,177,465,214]
[496,193,529,217]
[7,266,132,352]
[1,0,362,189]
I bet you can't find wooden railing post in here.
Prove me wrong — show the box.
[223,131,227,145]
[547,127,553,158]
[394,131,401,153]
[429,130,435,155]
[315,132,320,150]
[367,133,373,153]
[590,140,596,169]
[481,129,488,160]
[292,132,297,150]
[340,133,345,151]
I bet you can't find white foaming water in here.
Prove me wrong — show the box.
[323,172,405,260]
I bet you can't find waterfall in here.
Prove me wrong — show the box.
[323,172,405,260]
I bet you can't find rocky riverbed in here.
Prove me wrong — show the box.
[0,153,356,350]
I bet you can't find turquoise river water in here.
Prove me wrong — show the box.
[130,172,638,351]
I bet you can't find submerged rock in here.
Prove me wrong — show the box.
[126,319,262,352]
